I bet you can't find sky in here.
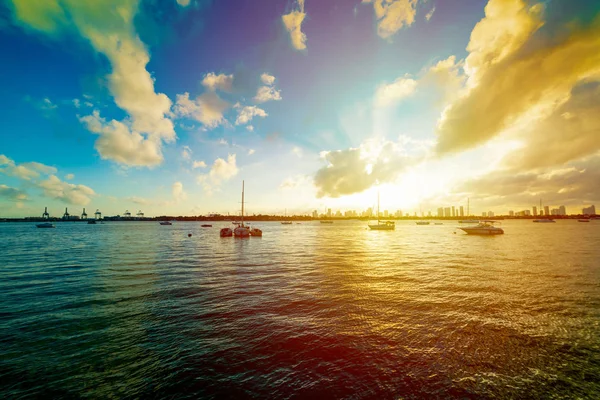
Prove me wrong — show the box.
[0,0,599,218]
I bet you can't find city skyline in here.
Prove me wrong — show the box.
[1,0,600,217]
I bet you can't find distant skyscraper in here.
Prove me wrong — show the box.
[488,211,494,217]
[544,206,550,216]
[482,212,487,217]
[558,205,566,216]
[312,210,318,218]
[444,207,451,217]
[437,208,443,217]
[384,210,389,218]
[509,210,514,216]
[532,206,537,216]
[327,208,332,218]
[582,205,596,215]
[459,206,464,217]
[452,206,455,217]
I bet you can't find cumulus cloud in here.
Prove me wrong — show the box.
[173,92,229,128]
[80,111,164,167]
[246,125,254,132]
[0,184,28,202]
[172,181,187,203]
[248,149,255,155]
[9,0,175,166]
[314,139,414,197]
[181,145,192,160]
[363,0,418,39]
[235,104,267,125]
[65,173,75,180]
[38,175,95,205]
[282,0,307,50]
[0,154,57,180]
[254,86,282,103]
[192,160,207,169]
[374,76,417,107]
[501,82,600,171]
[197,154,239,192]
[435,0,600,156]
[261,73,276,86]
[201,72,234,92]
[455,154,600,210]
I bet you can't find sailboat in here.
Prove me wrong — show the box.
[368,192,395,230]
[281,209,292,224]
[458,198,479,223]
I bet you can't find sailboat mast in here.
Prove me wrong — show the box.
[241,180,245,226]
[377,191,380,222]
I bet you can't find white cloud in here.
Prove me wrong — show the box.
[201,72,234,92]
[173,92,229,128]
[374,76,417,107]
[425,6,435,21]
[292,146,303,158]
[280,175,310,189]
[314,138,414,197]
[65,173,75,180]
[38,175,95,205]
[127,196,151,205]
[248,149,255,155]
[197,154,239,192]
[181,145,192,161]
[80,111,164,167]
[235,104,268,125]
[246,125,254,132]
[0,184,28,202]
[261,73,276,86]
[192,160,207,168]
[172,181,187,202]
[10,0,176,166]
[282,0,307,50]
[176,0,190,7]
[72,99,80,108]
[363,0,418,39]
[254,85,282,103]
[0,154,57,180]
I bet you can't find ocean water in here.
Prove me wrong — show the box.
[1,220,599,399]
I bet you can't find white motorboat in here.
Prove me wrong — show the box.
[459,220,504,235]
[36,222,55,228]
[368,192,395,230]
[159,221,172,225]
[532,219,555,223]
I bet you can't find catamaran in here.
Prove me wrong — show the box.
[368,192,395,230]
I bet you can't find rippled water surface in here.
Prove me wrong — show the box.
[1,220,599,399]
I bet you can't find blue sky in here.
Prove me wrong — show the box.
[1,0,599,217]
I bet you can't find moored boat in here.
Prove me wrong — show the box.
[533,219,555,223]
[416,221,430,225]
[36,222,55,228]
[368,192,395,230]
[220,227,233,237]
[459,220,504,235]
[201,224,212,227]
[578,219,590,222]
[159,221,172,225]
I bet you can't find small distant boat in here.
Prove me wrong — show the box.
[434,222,443,225]
[416,221,430,225]
[458,220,479,224]
[578,219,590,222]
[201,224,212,227]
[459,221,504,235]
[368,192,395,230]
[533,219,555,223]
[36,222,55,228]
[320,220,333,224]
[281,221,293,225]
[87,220,96,225]
[220,227,233,237]
[159,221,172,225]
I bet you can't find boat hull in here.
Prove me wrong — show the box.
[234,227,250,237]
[460,228,504,235]
[36,223,55,228]
[368,224,395,230]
